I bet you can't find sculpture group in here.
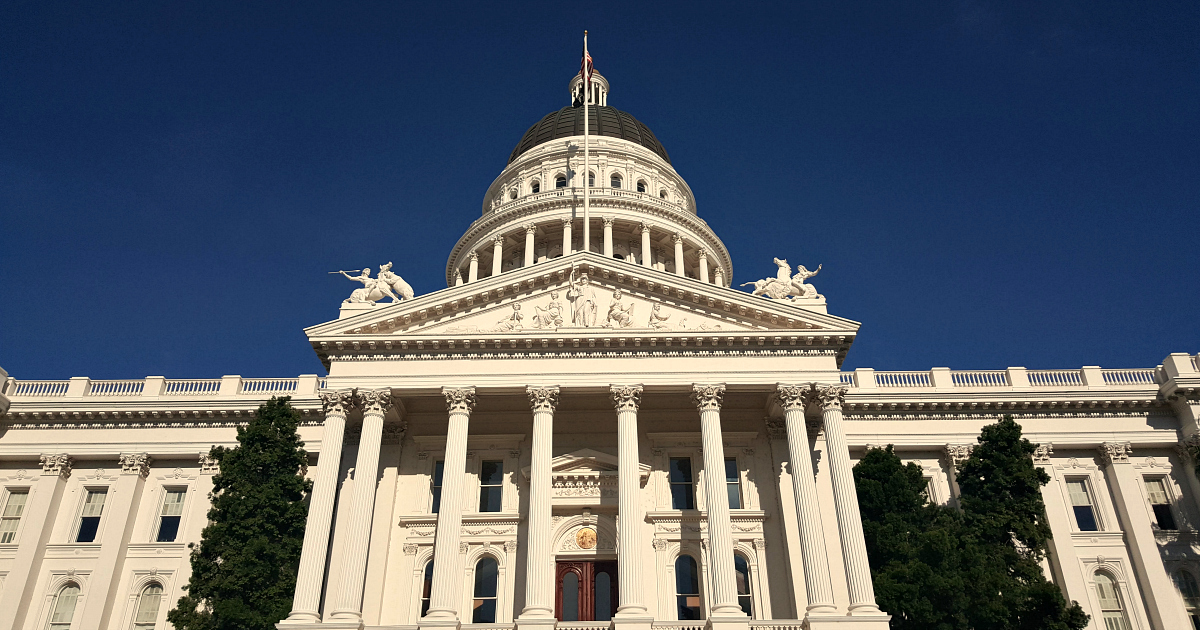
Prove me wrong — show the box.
[337,262,415,304]
[742,258,822,301]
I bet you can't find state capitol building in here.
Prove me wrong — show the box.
[1,64,1198,630]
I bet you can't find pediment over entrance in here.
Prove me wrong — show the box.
[521,448,651,481]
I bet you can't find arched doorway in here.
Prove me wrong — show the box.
[556,560,618,621]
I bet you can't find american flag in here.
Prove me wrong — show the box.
[580,42,593,89]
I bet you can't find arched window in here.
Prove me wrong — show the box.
[48,583,80,630]
[588,172,595,187]
[472,556,499,623]
[610,174,622,188]
[1174,569,1200,628]
[675,555,702,620]
[636,180,647,193]
[734,554,753,616]
[133,583,163,629]
[531,180,540,194]
[420,561,434,617]
[1094,572,1130,630]
[509,189,517,200]
[555,175,567,189]
[659,189,668,199]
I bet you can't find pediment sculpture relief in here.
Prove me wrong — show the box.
[334,262,415,304]
[742,257,823,301]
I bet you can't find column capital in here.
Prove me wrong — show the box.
[640,222,652,234]
[1176,434,1200,462]
[602,216,615,227]
[469,250,479,261]
[524,223,537,235]
[199,452,220,475]
[357,388,394,416]
[527,386,560,412]
[1033,443,1054,464]
[119,452,152,477]
[673,233,683,244]
[40,453,73,478]
[697,247,708,259]
[1098,441,1132,465]
[493,236,504,247]
[945,444,975,470]
[561,217,573,228]
[609,384,643,412]
[319,389,355,417]
[812,383,848,410]
[444,387,477,414]
[774,383,808,411]
[691,383,725,412]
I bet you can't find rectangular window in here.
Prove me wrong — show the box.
[431,461,444,513]
[77,489,107,542]
[156,489,186,542]
[478,460,503,512]
[669,457,695,510]
[725,458,742,509]
[1066,479,1099,532]
[1,489,28,543]
[1144,478,1178,531]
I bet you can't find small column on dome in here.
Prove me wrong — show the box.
[524,224,536,267]
[640,223,652,268]
[715,266,725,286]
[673,234,685,277]
[454,269,463,286]
[602,217,614,258]
[492,237,504,276]
[698,248,710,283]
[561,218,573,255]
[468,251,479,283]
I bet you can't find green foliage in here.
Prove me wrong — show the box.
[854,417,1088,630]
[167,397,312,630]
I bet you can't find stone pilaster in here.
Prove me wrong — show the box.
[331,388,396,621]
[284,389,353,624]
[774,384,836,613]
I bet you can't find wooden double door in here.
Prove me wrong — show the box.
[555,560,618,621]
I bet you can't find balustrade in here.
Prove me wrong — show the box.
[873,371,932,388]
[1027,370,1083,387]
[87,380,145,396]
[950,370,1008,387]
[1101,368,1157,385]
[164,379,222,395]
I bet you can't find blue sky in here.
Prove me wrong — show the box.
[1,1,1197,379]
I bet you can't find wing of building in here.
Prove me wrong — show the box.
[2,67,1199,630]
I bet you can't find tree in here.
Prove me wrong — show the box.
[854,416,1089,630]
[168,397,312,630]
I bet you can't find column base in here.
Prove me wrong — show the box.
[515,616,559,630]
[418,617,463,630]
[610,611,654,630]
[275,623,362,630]
[705,614,751,630]
[806,612,891,630]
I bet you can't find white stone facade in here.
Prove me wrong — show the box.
[2,71,1199,630]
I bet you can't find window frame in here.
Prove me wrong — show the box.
[420,559,434,618]
[1093,571,1131,630]
[674,553,703,620]
[734,553,753,617]
[154,486,187,543]
[610,173,622,188]
[0,486,30,544]
[478,460,504,513]
[668,457,696,511]
[530,180,540,194]
[132,582,164,629]
[555,175,567,189]
[1174,568,1200,629]
[1065,477,1101,532]
[47,582,81,630]
[430,460,445,514]
[75,487,109,543]
[725,457,743,510]
[471,555,500,623]
[636,180,647,193]
[1143,476,1178,531]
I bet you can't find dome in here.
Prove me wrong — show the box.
[508,105,671,165]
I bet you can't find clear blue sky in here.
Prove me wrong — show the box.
[2,1,1197,379]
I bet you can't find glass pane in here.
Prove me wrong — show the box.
[670,458,693,483]
[0,518,17,543]
[1095,574,1121,610]
[135,584,163,622]
[727,482,742,510]
[1153,503,1178,530]
[480,461,504,486]
[472,598,496,624]
[479,487,503,512]
[595,571,612,621]
[2,491,27,517]
[157,515,181,542]
[1177,570,1200,598]
[734,555,751,594]
[1067,480,1092,506]
[561,572,579,621]
[82,490,107,516]
[474,558,498,597]
[77,516,100,542]
[51,585,80,622]
[421,562,434,616]
[724,458,739,483]
[1073,505,1099,532]
[161,490,186,516]
[675,555,699,594]
[433,461,445,486]
[739,595,753,616]
[671,484,695,510]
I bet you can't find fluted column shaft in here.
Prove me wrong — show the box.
[562,218,574,255]
[603,217,614,258]
[332,389,395,620]
[425,387,477,621]
[715,267,725,287]
[519,387,560,620]
[611,385,649,617]
[285,390,353,623]
[692,385,744,617]
[492,237,504,276]
[775,385,835,613]
[640,224,652,268]
[673,235,685,277]
[698,250,710,284]
[524,225,536,267]
[468,252,479,283]
[815,385,880,613]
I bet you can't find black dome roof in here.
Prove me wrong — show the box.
[508,105,671,165]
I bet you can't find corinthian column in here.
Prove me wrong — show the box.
[610,385,651,623]
[673,234,685,277]
[603,217,615,258]
[517,386,560,627]
[331,388,396,621]
[283,390,353,624]
[691,384,745,620]
[813,384,880,614]
[524,224,537,267]
[698,248,710,284]
[491,237,504,276]
[468,251,479,283]
[774,385,835,613]
[640,224,652,268]
[423,387,477,625]
[562,218,574,255]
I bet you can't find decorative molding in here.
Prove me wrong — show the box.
[690,383,725,412]
[527,386,561,413]
[119,452,152,477]
[763,417,786,441]
[812,384,847,411]
[503,541,519,553]
[357,388,394,416]
[40,453,73,478]
[1098,441,1133,466]
[1033,443,1054,464]
[459,542,470,553]
[774,384,808,411]
[199,452,219,475]
[319,389,355,417]
[444,387,477,414]
[609,384,643,412]
[403,544,419,555]
[381,422,407,445]
[945,444,975,470]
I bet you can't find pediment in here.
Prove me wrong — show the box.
[522,448,651,480]
[305,252,861,341]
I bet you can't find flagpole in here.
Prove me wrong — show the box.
[582,30,590,256]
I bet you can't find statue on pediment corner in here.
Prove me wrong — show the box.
[336,262,414,304]
[741,258,823,301]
